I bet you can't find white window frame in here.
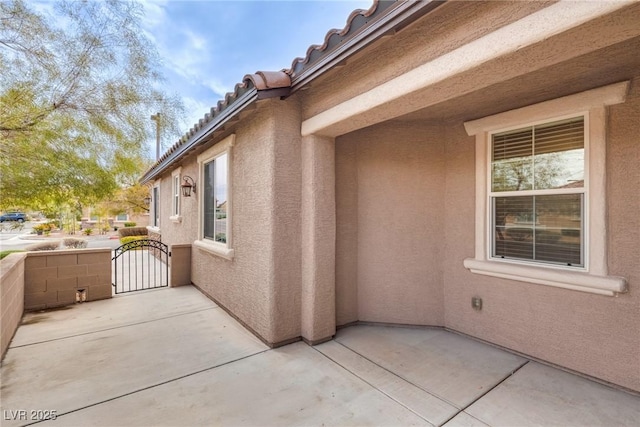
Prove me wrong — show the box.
[148,180,161,233]
[488,113,587,268]
[194,134,234,260]
[170,167,182,223]
[463,82,629,296]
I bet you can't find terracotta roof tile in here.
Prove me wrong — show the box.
[287,0,381,77]
[144,1,393,181]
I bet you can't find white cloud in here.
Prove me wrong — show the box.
[203,78,232,98]
[138,0,168,30]
[182,96,218,131]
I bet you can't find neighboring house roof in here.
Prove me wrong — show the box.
[141,0,444,183]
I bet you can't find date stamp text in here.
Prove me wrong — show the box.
[3,410,58,421]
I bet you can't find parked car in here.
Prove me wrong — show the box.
[0,212,28,223]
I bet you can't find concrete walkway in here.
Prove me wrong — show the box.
[1,286,639,426]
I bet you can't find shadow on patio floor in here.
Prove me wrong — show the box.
[1,286,638,426]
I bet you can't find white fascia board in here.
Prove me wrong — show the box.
[301,1,633,137]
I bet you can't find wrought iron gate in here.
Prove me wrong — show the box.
[112,239,170,294]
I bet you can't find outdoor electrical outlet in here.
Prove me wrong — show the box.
[472,297,483,311]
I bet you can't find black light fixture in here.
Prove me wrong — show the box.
[181,175,196,197]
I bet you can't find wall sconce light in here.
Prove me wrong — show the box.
[143,196,151,205]
[181,175,196,197]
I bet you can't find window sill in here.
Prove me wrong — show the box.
[146,226,161,234]
[193,239,234,260]
[463,258,627,296]
[169,215,182,224]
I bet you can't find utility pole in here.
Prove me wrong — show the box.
[150,112,161,160]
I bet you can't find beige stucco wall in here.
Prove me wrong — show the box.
[441,81,640,393]
[335,122,446,327]
[333,79,640,392]
[1,253,26,360]
[148,0,639,389]
[157,100,302,345]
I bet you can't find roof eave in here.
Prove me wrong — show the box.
[290,0,446,91]
[141,87,258,184]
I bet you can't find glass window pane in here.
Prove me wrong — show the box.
[214,154,227,243]
[492,128,533,192]
[203,161,215,240]
[493,195,583,266]
[533,117,584,190]
[494,196,534,260]
[534,194,582,266]
[533,149,584,190]
[153,187,159,226]
[173,175,179,215]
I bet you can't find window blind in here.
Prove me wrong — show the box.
[492,116,584,192]
[492,117,583,161]
[493,194,583,266]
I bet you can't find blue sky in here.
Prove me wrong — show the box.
[139,0,373,135]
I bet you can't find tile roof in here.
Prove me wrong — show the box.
[143,0,420,182]
[287,0,385,78]
[142,71,290,182]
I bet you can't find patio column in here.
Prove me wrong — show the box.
[301,134,336,344]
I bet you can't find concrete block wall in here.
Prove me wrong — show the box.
[24,249,112,311]
[1,253,27,360]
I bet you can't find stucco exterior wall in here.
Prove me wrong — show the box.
[441,81,640,393]
[335,122,446,327]
[269,99,303,342]
[335,138,358,326]
[158,100,302,345]
[156,161,199,245]
[334,80,640,392]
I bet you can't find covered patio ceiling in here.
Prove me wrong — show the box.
[394,35,640,125]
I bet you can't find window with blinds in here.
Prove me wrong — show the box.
[490,116,585,267]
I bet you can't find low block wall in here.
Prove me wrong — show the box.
[1,253,27,360]
[24,248,112,311]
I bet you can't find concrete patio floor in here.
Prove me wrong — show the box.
[1,286,639,427]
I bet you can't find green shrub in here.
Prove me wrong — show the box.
[124,222,136,227]
[83,228,93,235]
[0,250,25,260]
[119,235,148,245]
[118,226,148,238]
[27,241,61,251]
[63,237,88,249]
[32,223,51,233]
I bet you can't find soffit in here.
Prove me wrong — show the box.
[304,2,640,138]
[393,36,640,125]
